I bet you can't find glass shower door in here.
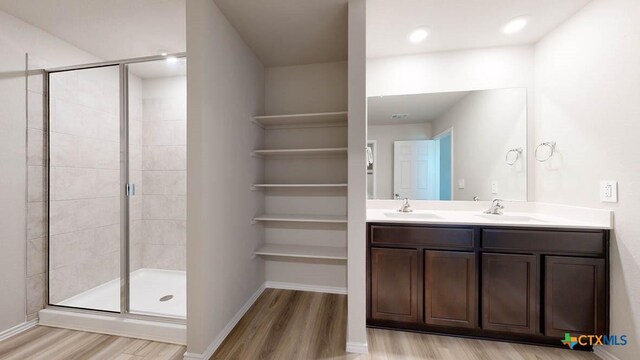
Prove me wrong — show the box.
[48,65,122,312]
[127,59,187,319]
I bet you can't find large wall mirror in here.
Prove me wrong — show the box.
[367,88,527,201]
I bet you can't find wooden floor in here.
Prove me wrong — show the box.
[213,288,601,360]
[0,289,601,360]
[0,326,185,360]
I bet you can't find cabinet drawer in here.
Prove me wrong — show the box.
[482,229,605,255]
[370,225,474,249]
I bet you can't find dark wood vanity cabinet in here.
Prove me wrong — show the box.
[424,250,476,328]
[544,256,606,337]
[370,247,419,323]
[481,253,537,334]
[367,223,610,348]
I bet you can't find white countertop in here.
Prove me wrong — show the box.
[366,201,613,230]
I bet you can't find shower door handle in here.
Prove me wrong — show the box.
[126,183,136,196]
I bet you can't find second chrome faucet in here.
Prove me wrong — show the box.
[484,198,504,215]
[398,198,413,213]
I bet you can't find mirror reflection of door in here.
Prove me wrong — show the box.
[367,141,376,199]
[393,140,439,200]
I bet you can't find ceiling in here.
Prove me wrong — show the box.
[367,0,591,58]
[128,57,186,79]
[0,0,186,61]
[213,0,348,67]
[368,91,470,126]
[0,0,347,68]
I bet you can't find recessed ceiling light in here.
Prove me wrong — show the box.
[159,49,169,56]
[502,16,529,34]
[166,56,178,64]
[408,28,429,43]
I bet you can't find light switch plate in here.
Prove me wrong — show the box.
[491,181,499,194]
[458,179,465,189]
[600,180,618,203]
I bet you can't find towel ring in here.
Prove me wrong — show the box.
[505,148,523,166]
[535,141,556,162]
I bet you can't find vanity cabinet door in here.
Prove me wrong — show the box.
[424,251,476,328]
[545,256,606,337]
[371,248,419,323]
[482,253,538,334]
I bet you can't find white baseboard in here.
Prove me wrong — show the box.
[594,347,622,360]
[39,309,186,345]
[183,283,266,360]
[0,319,38,342]
[265,281,347,295]
[346,341,369,354]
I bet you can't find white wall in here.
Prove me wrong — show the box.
[534,1,640,358]
[265,61,347,115]
[367,123,432,199]
[0,12,28,334]
[347,0,368,352]
[432,88,527,201]
[186,0,264,355]
[0,9,100,333]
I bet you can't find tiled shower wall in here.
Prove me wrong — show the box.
[26,62,47,320]
[136,76,187,271]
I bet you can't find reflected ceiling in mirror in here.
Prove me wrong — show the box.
[367,88,527,202]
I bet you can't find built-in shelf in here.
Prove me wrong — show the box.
[252,111,348,128]
[254,244,347,260]
[253,214,347,224]
[252,147,348,157]
[252,183,347,190]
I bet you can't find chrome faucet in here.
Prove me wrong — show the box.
[398,198,413,213]
[484,198,504,215]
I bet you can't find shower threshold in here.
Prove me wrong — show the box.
[57,268,186,319]
[39,268,186,344]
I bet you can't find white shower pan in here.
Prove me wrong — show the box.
[58,268,186,319]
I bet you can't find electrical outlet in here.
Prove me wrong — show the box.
[600,180,618,203]
[458,179,465,189]
[491,181,499,194]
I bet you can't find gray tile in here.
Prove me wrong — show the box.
[27,202,45,240]
[142,220,186,245]
[50,132,78,168]
[27,128,44,166]
[27,237,45,277]
[49,228,95,269]
[49,197,119,236]
[27,90,44,130]
[142,195,186,220]
[142,121,186,146]
[28,166,44,202]
[141,170,186,195]
[142,146,186,171]
[26,274,45,315]
[142,244,186,271]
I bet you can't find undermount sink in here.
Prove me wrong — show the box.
[384,212,443,219]
[475,214,548,223]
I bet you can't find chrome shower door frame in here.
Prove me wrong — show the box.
[44,53,186,324]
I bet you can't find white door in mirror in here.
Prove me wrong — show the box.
[393,140,439,200]
[600,180,618,203]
